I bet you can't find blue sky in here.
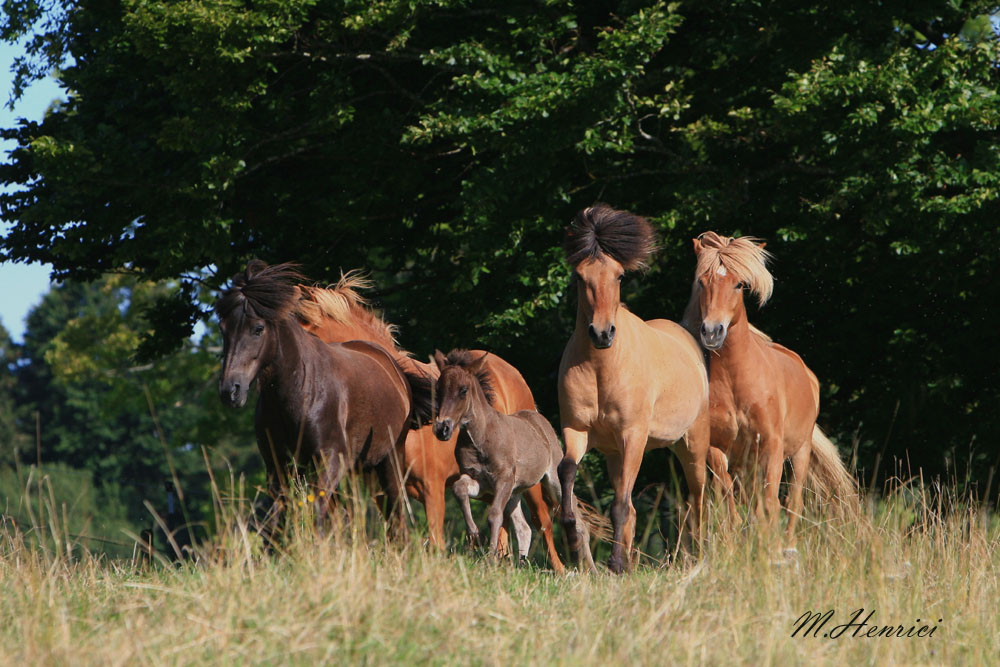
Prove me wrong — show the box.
[1,41,64,342]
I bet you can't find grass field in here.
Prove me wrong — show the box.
[1,473,997,666]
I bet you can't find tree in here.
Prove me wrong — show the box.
[14,276,257,528]
[3,1,999,487]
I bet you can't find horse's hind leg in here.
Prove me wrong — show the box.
[508,502,532,563]
[452,474,482,547]
[523,483,564,573]
[784,438,812,547]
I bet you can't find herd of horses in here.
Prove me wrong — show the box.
[215,204,857,573]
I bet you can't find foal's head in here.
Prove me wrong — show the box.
[430,349,495,441]
[691,232,773,350]
[215,260,306,407]
[564,205,657,349]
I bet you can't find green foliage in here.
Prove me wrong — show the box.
[2,1,999,488]
[11,276,257,535]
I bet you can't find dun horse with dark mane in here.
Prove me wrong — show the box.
[558,205,712,573]
[215,261,429,533]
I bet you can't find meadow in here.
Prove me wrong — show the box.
[1,469,997,667]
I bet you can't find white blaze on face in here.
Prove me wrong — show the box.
[716,265,728,277]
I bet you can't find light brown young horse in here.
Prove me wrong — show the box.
[294,274,564,566]
[558,205,712,573]
[683,233,857,541]
[431,350,606,569]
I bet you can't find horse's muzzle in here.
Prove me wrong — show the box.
[700,322,728,350]
[220,381,248,408]
[588,323,616,349]
[433,419,454,441]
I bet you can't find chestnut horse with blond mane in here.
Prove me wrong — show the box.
[294,273,565,569]
[558,205,712,573]
[682,233,857,541]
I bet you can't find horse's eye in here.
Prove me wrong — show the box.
[253,324,265,336]
[735,282,745,290]
[617,274,624,283]
[459,387,468,397]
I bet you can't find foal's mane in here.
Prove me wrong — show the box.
[295,270,400,353]
[441,349,497,406]
[217,260,307,322]
[695,232,774,306]
[564,204,658,271]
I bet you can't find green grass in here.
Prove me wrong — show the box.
[1,474,997,666]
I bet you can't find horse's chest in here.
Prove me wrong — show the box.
[454,438,495,489]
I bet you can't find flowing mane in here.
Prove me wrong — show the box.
[695,232,774,306]
[216,260,306,322]
[295,269,400,353]
[440,349,497,406]
[563,204,657,271]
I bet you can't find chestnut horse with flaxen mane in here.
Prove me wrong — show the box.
[558,205,712,573]
[295,273,565,568]
[682,233,858,542]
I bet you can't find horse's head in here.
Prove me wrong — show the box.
[574,256,625,349]
[564,204,657,350]
[215,260,306,408]
[430,349,491,441]
[691,233,772,350]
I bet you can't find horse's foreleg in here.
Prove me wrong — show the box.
[757,432,784,530]
[678,407,711,549]
[607,433,644,574]
[558,427,589,564]
[452,474,481,548]
[707,446,737,524]
[487,479,515,560]
[375,446,410,541]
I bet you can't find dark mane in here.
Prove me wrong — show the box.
[443,349,497,406]
[216,260,308,322]
[563,204,658,271]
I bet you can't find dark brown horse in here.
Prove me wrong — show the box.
[431,349,607,570]
[216,261,429,533]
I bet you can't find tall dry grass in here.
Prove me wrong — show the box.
[0,467,997,666]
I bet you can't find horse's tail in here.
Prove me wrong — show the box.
[807,425,860,516]
[573,497,613,543]
[540,473,612,543]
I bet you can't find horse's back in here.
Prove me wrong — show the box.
[338,340,412,402]
[479,352,536,414]
[763,340,820,412]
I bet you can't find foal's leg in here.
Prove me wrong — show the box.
[452,474,482,547]
[557,427,589,566]
[784,438,812,546]
[508,502,532,563]
[487,478,516,559]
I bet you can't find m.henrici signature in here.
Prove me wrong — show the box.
[792,609,942,639]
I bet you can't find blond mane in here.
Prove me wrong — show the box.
[695,232,774,306]
[295,270,400,351]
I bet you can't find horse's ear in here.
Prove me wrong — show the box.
[469,351,489,374]
[758,241,767,250]
[691,238,703,255]
[432,349,448,372]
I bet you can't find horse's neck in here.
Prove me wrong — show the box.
[711,304,761,370]
[263,319,314,394]
[461,387,502,452]
[680,280,702,338]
